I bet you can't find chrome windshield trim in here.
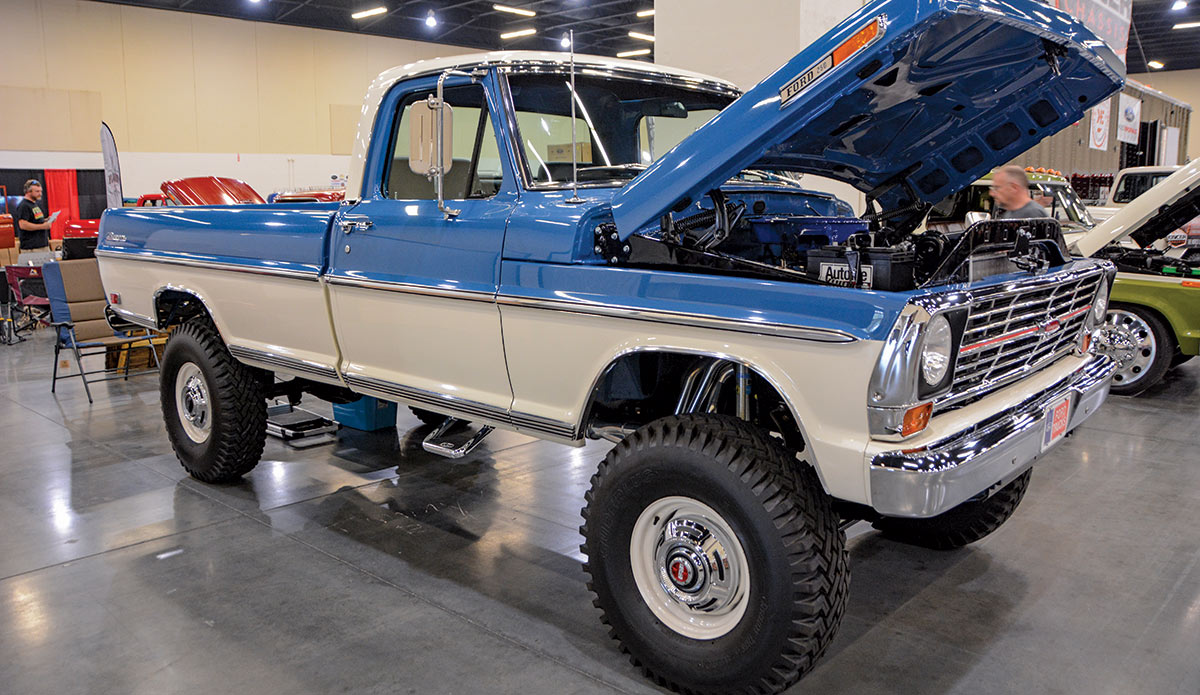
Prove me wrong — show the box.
[324,275,495,303]
[495,294,858,343]
[95,249,320,281]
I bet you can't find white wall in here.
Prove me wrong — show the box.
[655,0,868,212]
[1129,70,1200,163]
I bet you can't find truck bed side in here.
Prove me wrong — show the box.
[97,203,344,383]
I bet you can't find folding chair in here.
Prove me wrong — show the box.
[4,265,51,335]
[42,259,160,403]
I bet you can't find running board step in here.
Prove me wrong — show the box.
[422,418,494,459]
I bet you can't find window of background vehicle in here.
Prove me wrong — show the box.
[384,84,503,200]
[637,109,722,163]
[1112,173,1171,204]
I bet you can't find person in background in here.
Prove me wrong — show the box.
[15,179,52,251]
[990,165,1048,219]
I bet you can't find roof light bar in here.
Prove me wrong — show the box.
[351,6,387,19]
[493,4,536,17]
[500,28,537,39]
[628,31,655,42]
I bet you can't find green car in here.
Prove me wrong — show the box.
[929,165,1200,394]
[1075,161,1200,394]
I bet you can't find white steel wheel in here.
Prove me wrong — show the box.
[629,495,750,640]
[174,361,211,444]
[1106,309,1157,388]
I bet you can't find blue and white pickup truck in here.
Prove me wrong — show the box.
[97,0,1124,691]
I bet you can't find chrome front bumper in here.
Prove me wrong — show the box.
[869,355,1116,518]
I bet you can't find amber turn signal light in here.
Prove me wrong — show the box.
[901,403,933,437]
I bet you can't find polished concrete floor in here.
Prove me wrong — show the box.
[1,328,1198,695]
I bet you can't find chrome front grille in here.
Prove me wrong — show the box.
[935,270,1103,412]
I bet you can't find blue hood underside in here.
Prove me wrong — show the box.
[610,0,1124,239]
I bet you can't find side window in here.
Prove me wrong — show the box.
[384,84,504,200]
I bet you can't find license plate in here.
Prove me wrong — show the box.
[1042,396,1072,451]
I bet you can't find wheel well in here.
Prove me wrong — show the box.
[581,351,806,451]
[154,289,214,329]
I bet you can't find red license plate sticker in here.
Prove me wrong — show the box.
[1042,396,1072,450]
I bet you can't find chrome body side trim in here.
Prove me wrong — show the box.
[869,355,1115,518]
[95,248,320,281]
[324,275,495,303]
[108,306,158,331]
[496,294,858,343]
[228,345,341,382]
[343,373,578,441]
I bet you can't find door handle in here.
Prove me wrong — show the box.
[338,215,373,234]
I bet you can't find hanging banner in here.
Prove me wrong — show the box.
[1090,99,1110,151]
[1117,93,1141,145]
[1052,0,1132,62]
[100,122,123,210]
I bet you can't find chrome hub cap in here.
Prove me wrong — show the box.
[630,496,749,639]
[1103,310,1156,387]
[175,362,211,443]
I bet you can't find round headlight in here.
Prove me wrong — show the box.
[921,314,953,386]
[1092,287,1109,324]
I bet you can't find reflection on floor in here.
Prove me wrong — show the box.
[1,329,1198,694]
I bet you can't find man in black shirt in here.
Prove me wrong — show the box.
[15,179,52,251]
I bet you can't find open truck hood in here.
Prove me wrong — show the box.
[610,0,1124,240]
[1074,159,1200,257]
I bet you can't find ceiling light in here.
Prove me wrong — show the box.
[636,9,654,17]
[425,9,437,27]
[500,28,536,39]
[351,6,387,19]
[1171,0,1188,10]
[617,48,652,57]
[493,4,536,17]
[1173,21,1200,28]
[628,31,655,42]
[1148,60,1165,69]
[560,33,571,48]
[248,0,261,4]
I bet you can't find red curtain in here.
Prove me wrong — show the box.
[43,169,79,240]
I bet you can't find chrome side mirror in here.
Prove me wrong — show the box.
[409,84,458,219]
[408,98,453,177]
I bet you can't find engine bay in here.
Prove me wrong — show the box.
[1095,245,1200,279]
[606,187,1071,292]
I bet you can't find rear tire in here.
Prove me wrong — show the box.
[581,414,848,695]
[872,470,1031,550]
[409,406,455,428]
[160,318,266,483]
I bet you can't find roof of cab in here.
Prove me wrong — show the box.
[345,51,737,201]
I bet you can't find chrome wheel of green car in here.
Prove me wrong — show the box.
[1104,308,1171,395]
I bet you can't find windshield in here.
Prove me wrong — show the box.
[506,73,734,188]
[1113,172,1173,204]
[1032,183,1095,227]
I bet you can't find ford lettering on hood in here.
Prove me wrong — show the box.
[608,0,1124,240]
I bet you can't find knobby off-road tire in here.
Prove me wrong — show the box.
[580,414,849,695]
[872,469,1032,550]
[160,318,267,483]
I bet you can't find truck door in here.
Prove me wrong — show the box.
[327,75,516,423]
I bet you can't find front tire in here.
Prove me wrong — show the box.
[161,319,267,482]
[872,470,1031,550]
[581,415,848,695]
